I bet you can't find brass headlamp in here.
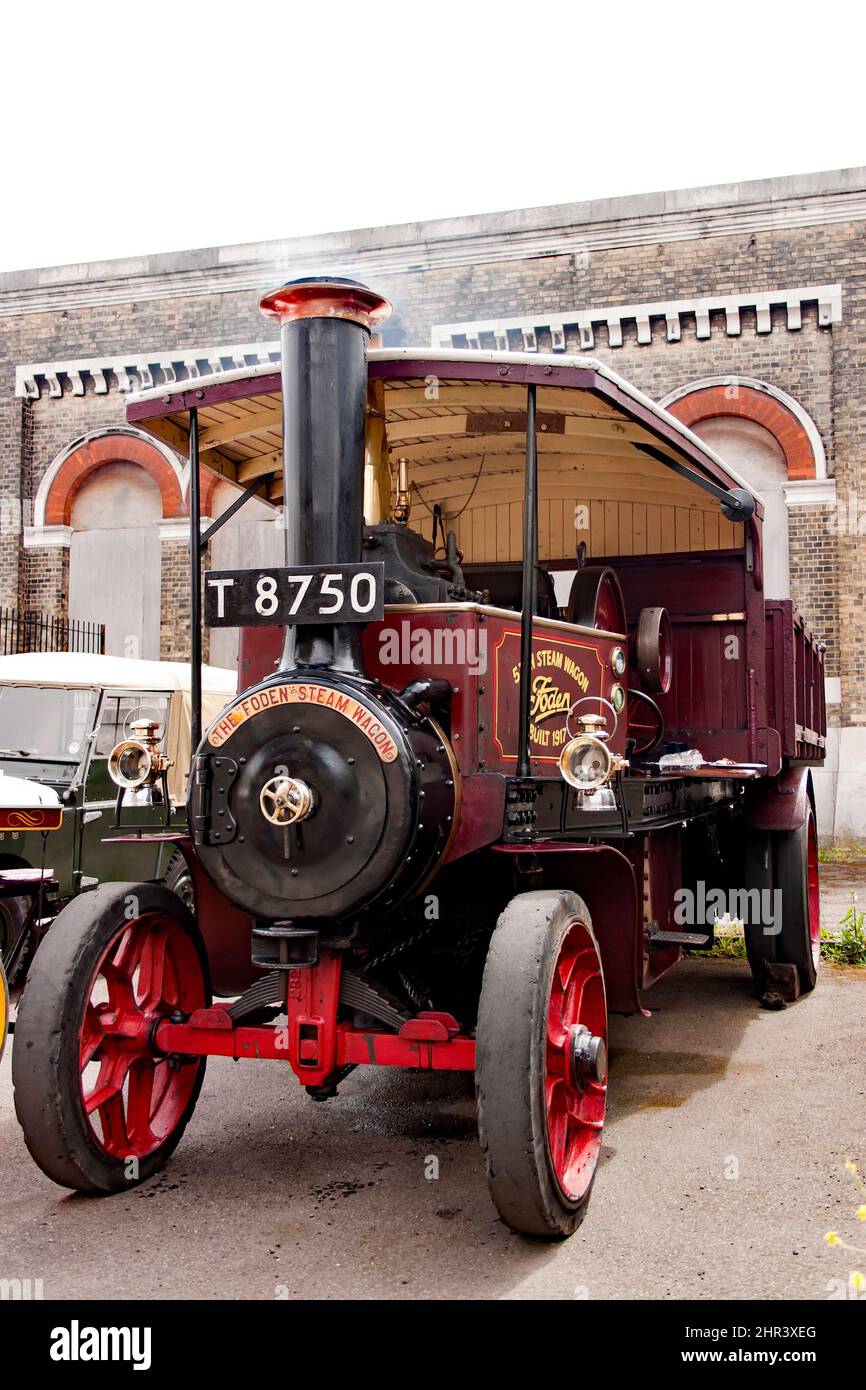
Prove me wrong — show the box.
[108,719,173,793]
[559,706,627,795]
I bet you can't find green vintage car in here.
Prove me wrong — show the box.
[0,653,236,981]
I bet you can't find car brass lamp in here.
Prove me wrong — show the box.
[108,719,173,804]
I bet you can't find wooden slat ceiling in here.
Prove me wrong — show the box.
[143,376,733,556]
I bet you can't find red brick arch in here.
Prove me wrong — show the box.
[667,384,817,481]
[44,431,186,525]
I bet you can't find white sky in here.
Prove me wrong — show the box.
[1,0,862,274]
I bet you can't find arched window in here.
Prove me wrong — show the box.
[31,428,185,659]
[660,378,826,600]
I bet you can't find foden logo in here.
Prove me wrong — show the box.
[528,674,572,724]
[494,628,604,762]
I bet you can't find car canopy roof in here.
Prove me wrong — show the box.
[0,653,236,694]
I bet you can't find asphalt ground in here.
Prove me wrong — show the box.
[1,935,863,1300]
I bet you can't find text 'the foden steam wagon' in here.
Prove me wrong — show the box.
[13,278,825,1238]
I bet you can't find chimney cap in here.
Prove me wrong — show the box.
[259,276,392,332]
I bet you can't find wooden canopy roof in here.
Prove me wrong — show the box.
[126,349,762,563]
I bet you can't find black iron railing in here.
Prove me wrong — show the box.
[0,607,105,656]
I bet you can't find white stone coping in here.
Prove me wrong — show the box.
[16,342,281,401]
[431,286,842,353]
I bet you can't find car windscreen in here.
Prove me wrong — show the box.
[0,685,98,763]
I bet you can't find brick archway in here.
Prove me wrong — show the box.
[40,428,186,526]
[663,382,819,481]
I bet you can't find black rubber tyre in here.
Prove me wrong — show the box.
[0,895,31,986]
[13,881,210,1194]
[0,959,8,1065]
[743,829,777,987]
[164,849,195,915]
[476,889,607,1239]
[774,802,821,992]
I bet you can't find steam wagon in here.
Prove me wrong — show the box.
[12,278,825,1238]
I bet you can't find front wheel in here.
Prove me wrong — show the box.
[163,849,195,915]
[0,960,8,1064]
[13,882,210,1193]
[476,889,608,1239]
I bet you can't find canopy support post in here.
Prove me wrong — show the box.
[189,406,203,752]
[517,383,538,780]
[201,475,269,545]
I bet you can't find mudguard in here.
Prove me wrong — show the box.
[744,766,814,834]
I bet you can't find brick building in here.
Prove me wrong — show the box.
[0,168,862,838]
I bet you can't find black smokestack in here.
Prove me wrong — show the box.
[259,276,392,672]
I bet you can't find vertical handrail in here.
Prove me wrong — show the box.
[189,407,203,751]
[517,383,538,779]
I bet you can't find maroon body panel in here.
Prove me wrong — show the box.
[362,607,627,772]
[609,545,787,771]
[764,600,826,762]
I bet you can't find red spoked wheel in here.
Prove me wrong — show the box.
[774,800,821,991]
[545,918,607,1204]
[13,882,209,1193]
[807,812,821,971]
[0,959,8,1066]
[81,914,206,1160]
[626,687,665,759]
[477,889,608,1238]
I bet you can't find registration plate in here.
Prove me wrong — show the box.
[204,563,385,627]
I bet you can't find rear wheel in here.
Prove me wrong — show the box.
[476,889,607,1239]
[743,829,775,985]
[742,803,820,994]
[13,882,209,1193]
[775,802,820,992]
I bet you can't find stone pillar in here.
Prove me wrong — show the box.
[22,527,71,623]
[158,519,210,664]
